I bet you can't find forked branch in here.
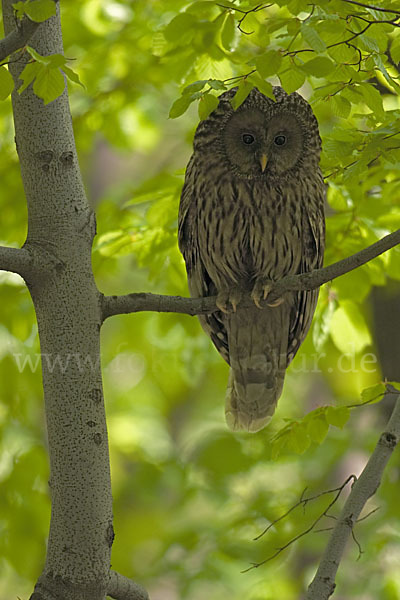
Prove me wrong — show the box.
[306,393,400,600]
[0,0,60,63]
[101,228,400,321]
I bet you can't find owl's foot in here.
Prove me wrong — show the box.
[216,287,243,313]
[251,278,284,309]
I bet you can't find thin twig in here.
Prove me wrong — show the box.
[339,0,400,16]
[242,476,356,572]
[254,476,356,541]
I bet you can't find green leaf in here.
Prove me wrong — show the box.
[32,65,65,104]
[325,406,350,429]
[301,24,327,53]
[12,1,26,19]
[25,46,51,65]
[255,50,282,79]
[323,137,353,159]
[278,67,305,94]
[248,73,274,99]
[164,12,196,42]
[330,95,351,119]
[169,94,194,119]
[221,13,236,50]
[328,43,359,64]
[63,66,84,87]
[208,79,227,91]
[287,422,311,454]
[307,415,329,444]
[301,57,335,77]
[330,300,372,354]
[313,297,337,350]
[18,62,41,94]
[230,79,254,110]
[24,0,56,22]
[360,383,386,404]
[47,54,67,68]
[360,83,384,118]
[182,80,207,95]
[0,66,14,100]
[391,36,400,64]
[358,34,380,54]
[198,92,219,120]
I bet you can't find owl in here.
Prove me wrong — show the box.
[178,86,325,433]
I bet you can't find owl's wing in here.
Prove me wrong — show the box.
[178,158,230,364]
[287,193,325,363]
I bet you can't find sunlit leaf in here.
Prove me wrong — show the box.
[330,300,372,354]
[360,383,386,404]
[301,57,335,77]
[230,79,254,110]
[221,13,236,50]
[164,12,197,42]
[301,24,327,53]
[307,415,329,444]
[0,66,14,100]
[287,422,311,454]
[198,92,219,120]
[278,67,305,93]
[169,94,194,119]
[18,62,41,94]
[255,50,282,79]
[33,65,65,104]
[24,0,56,22]
[182,80,207,95]
[325,406,350,429]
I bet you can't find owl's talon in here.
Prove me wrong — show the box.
[251,280,273,309]
[267,297,284,308]
[216,288,242,313]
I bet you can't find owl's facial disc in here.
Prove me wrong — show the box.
[264,112,303,177]
[222,109,304,179]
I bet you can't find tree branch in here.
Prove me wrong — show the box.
[0,245,32,277]
[0,16,40,62]
[0,0,61,63]
[305,393,400,600]
[108,571,149,600]
[339,0,400,16]
[101,228,400,321]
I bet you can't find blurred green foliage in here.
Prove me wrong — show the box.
[0,1,400,599]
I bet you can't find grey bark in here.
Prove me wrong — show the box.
[305,393,400,600]
[2,3,147,599]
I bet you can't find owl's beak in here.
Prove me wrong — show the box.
[260,154,268,172]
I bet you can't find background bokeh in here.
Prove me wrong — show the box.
[0,1,400,599]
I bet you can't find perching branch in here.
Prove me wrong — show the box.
[101,228,400,321]
[305,393,400,600]
[108,571,149,600]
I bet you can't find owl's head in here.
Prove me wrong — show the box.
[194,87,322,181]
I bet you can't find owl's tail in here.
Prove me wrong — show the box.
[224,304,290,433]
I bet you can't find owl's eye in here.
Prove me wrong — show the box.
[274,135,286,146]
[242,133,255,145]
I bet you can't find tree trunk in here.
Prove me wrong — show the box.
[3,3,113,598]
